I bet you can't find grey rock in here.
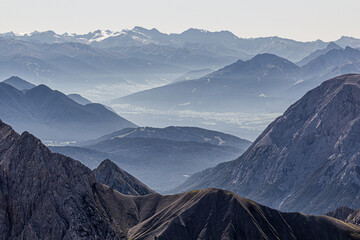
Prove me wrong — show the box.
[174,74,360,214]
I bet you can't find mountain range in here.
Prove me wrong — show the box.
[3,27,360,62]
[173,74,360,215]
[109,44,360,140]
[0,77,136,142]
[0,119,358,239]
[114,45,360,111]
[51,126,251,191]
[113,53,302,113]
[2,27,360,104]
[0,37,183,77]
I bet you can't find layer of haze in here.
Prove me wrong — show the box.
[0,0,359,41]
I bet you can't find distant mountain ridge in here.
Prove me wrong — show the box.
[83,126,251,147]
[67,93,92,105]
[2,76,36,90]
[3,27,360,62]
[0,78,136,141]
[297,42,343,66]
[52,126,251,191]
[112,53,303,113]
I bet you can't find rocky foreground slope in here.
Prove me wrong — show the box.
[0,120,359,239]
[326,207,360,226]
[173,74,360,214]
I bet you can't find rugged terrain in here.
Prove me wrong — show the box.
[0,119,358,239]
[174,74,360,214]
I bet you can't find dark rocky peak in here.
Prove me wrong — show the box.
[94,159,155,196]
[326,207,356,221]
[0,120,117,239]
[347,209,360,226]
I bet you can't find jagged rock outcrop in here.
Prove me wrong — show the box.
[347,210,360,226]
[0,120,118,239]
[94,159,155,196]
[174,74,360,214]
[326,207,360,226]
[326,207,356,222]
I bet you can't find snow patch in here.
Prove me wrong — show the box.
[259,93,267,98]
[215,136,225,145]
[178,102,191,106]
[293,79,304,85]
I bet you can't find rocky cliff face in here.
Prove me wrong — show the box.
[0,120,117,239]
[94,159,155,196]
[347,210,360,226]
[326,207,356,222]
[174,74,360,214]
[0,119,359,239]
[326,207,360,226]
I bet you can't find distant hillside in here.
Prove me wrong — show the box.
[297,42,342,66]
[2,76,36,90]
[112,53,302,113]
[67,93,92,105]
[83,126,251,148]
[173,68,213,82]
[52,126,251,192]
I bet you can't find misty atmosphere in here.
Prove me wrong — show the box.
[1,0,360,239]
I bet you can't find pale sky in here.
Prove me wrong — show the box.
[0,0,358,42]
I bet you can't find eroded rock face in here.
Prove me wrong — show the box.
[325,207,360,226]
[347,210,360,226]
[0,120,117,239]
[326,207,356,222]
[175,74,360,214]
[94,159,155,196]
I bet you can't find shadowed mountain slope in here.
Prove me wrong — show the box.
[173,74,360,215]
[113,53,302,113]
[0,82,136,141]
[2,76,36,90]
[94,159,155,196]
